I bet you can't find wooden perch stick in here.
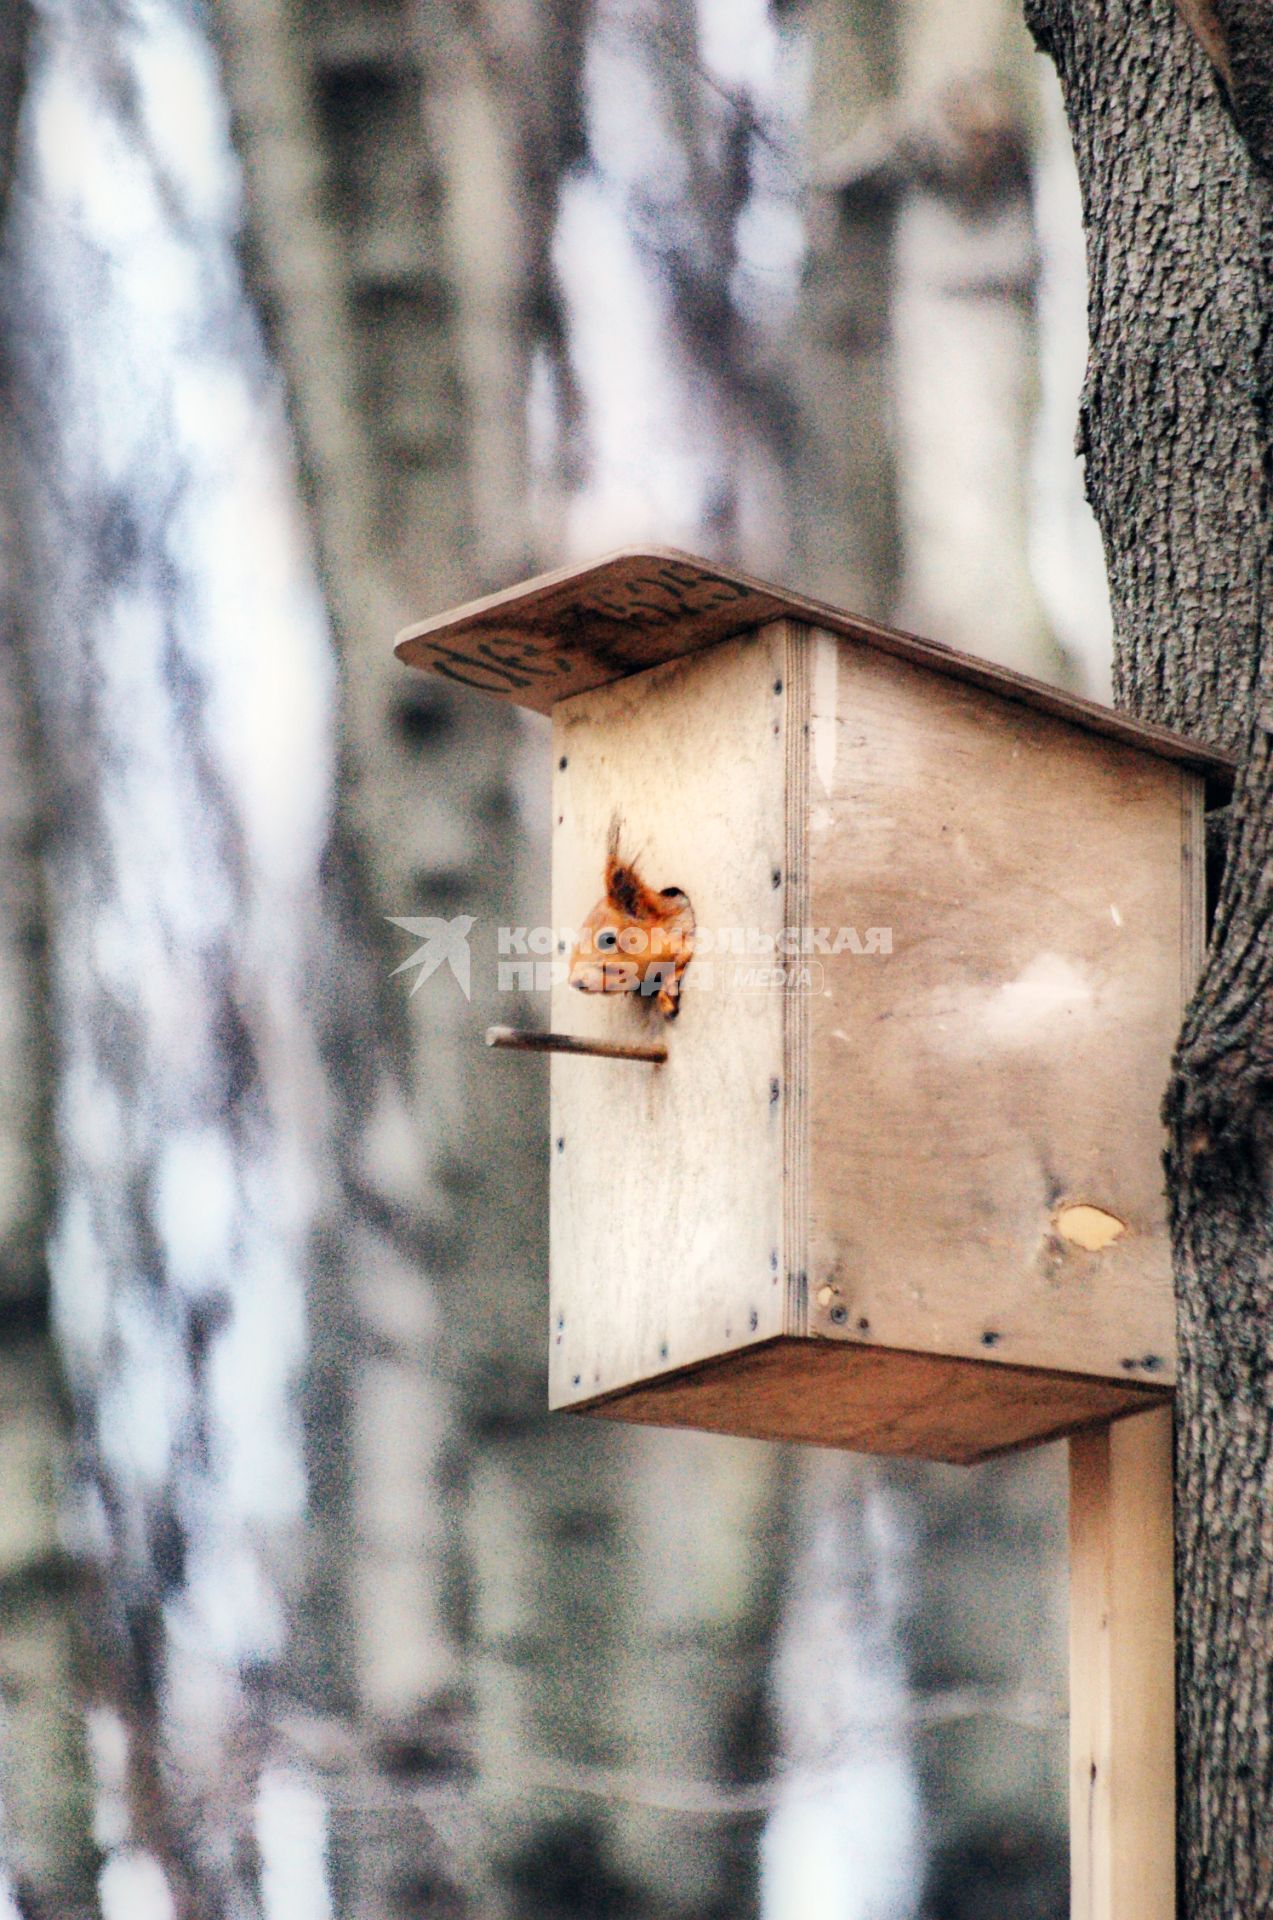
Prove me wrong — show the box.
[485,1025,667,1064]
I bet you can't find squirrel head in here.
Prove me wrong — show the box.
[569,820,694,1019]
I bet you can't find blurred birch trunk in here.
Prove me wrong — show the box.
[888,0,1059,676]
[0,484,96,1919]
[3,4,332,1910]
[0,4,99,1912]
[1,0,486,1912]
[794,0,899,614]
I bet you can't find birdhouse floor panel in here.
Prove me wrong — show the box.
[571,1336,1169,1466]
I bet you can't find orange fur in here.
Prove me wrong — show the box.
[569,821,695,1019]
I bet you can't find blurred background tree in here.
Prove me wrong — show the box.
[0,0,1112,1915]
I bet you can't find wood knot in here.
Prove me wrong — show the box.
[1053,1203,1126,1252]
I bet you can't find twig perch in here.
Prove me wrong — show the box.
[485,1025,668,1065]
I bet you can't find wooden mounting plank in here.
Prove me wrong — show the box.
[1069,1408,1176,1920]
[396,547,1235,786]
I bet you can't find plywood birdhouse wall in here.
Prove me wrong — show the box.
[397,550,1231,1465]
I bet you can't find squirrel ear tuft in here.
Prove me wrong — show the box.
[609,864,643,917]
[605,815,642,915]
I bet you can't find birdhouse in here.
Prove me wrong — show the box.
[396,550,1231,1466]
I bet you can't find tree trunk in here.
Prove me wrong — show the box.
[0,6,100,1912]
[1023,0,1273,1908]
[761,1454,924,1920]
[0,574,97,1911]
[889,0,1062,679]
[1,3,434,1911]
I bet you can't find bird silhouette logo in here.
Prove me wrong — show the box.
[386,915,476,999]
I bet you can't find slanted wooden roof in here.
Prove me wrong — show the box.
[395,548,1235,784]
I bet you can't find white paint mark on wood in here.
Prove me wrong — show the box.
[982,954,1095,1042]
[937,953,1095,1050]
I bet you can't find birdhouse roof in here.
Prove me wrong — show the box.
[395,548,1234,784]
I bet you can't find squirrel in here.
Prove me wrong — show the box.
[569,820,695,1019]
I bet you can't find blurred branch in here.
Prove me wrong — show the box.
[594,3,805,176]
[282,1684,1066,1821]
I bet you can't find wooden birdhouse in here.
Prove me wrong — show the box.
[395,550,1230,1467]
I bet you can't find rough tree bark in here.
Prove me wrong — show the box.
[1024,0,1273,1908]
